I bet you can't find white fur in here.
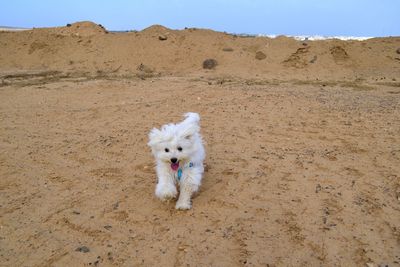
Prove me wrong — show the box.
[148,112,205,210]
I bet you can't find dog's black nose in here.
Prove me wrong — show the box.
[171,158,178,163]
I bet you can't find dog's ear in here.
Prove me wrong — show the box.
[148,128,162,147]
[179,124,200,140]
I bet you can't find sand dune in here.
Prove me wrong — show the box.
[0,21,400,266]
[1,21,399,82]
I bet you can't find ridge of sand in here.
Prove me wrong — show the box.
[0,21,399,84]
[29,21,108,36]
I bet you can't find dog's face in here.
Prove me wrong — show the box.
[148,122,199,170]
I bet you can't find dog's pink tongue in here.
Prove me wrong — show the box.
[171,162,179,171]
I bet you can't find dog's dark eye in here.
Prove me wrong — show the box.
[165,148,169,153]
[177,146,182,152]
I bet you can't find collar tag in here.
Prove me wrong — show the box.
[177,168,182,181]
[176,162,193,181]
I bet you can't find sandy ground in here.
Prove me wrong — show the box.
[1,75,399,267]
[1,22,400,266]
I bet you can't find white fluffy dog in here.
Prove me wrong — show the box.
[148,112,205,210]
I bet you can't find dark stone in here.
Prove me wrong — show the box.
[158,34,168,41]
[202,59,218,69]
[75,246,90,253]
[255,51,266,60]
[396,48,400,54]
[66,23,72,27]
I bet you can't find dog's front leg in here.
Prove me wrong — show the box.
[175,171,201,210]
[155,176,177,201]
[155,164,177,201]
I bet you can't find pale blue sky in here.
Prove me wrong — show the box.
[1,0,399,36]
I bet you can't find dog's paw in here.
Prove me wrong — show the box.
[155,183,177,201]
[175,201,192,210]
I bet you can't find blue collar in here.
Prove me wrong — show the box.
[176,162,194,181]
